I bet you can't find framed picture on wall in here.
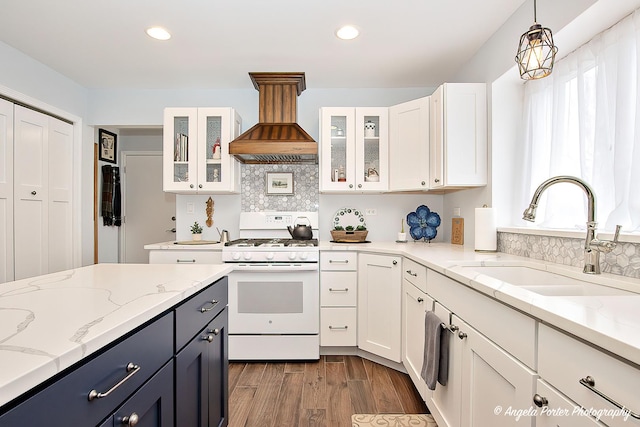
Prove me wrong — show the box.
[98,128,117,164]
[266,172,294,195]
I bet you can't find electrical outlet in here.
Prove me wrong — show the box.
[453,207,461,217]
[365,209,377,215]
[186,203,195,214]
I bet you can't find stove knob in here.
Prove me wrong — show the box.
[232,252,241,261]
[266,252,275,260]
[243,252,252,260]
[288,252,297,260]
[300,252,309,260]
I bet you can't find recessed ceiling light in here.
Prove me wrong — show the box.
[146,27,171,41]
[336,25,359,40]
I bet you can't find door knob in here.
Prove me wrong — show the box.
[31,191,37,195]
[171,216,176,221]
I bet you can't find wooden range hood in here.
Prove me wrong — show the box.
[228,72,317,164]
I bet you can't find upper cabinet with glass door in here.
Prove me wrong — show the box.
[319,107,388,193]
[163,107,242,194]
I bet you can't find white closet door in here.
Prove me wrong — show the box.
[14,106,49,280]
[48,118,73,274]
[0,99,13,283]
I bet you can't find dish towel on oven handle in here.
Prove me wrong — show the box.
[420,310,449,390]
[101,165,122,227]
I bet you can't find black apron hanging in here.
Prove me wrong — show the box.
[101,165,122,226]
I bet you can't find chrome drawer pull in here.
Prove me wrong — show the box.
[329,325,348,330]
[176,259,196,263]
[203,334,214,342]
[406,270,418,277]
[329,287,349,292]
[329,259,349,264]
[200,299,219,313]
[533,394,548,408]
[579,376,640,419]
[417,297,424,303]
[88,363,140,401]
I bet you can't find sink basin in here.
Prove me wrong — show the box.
[459,265,634,297]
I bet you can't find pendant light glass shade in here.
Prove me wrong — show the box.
[515,1,558,80]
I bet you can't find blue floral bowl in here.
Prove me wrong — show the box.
[407,205,441,242]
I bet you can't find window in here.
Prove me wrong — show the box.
[520,9,640,233]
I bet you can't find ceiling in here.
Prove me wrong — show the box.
[0,0,527,90]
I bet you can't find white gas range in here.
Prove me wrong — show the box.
[223,212,320,360]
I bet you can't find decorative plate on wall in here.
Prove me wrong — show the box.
[332,207,367,230]
[407,205,441,241]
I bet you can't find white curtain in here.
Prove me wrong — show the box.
[521,9,640,232]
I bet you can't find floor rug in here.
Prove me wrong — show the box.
[351,413,438,427]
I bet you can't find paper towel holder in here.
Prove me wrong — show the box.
[474,204,497,253]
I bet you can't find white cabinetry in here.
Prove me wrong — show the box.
[163,107,241,194]
[319,107,388,192]
[320,251,358,347]
[538,324,640,427]
[358,253,402,362]
[428,304,537,427]
[402,275,433,400]
[429,83,487,189]
[148,249,222,264]
[0,99,13,283]
[389,97,430,191]
[457,314,537,426]
[535,380,605,427]
[13,105,73,281]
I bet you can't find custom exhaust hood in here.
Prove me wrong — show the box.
[228,72,317,164]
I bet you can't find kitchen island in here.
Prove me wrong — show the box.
[0,263,231,425]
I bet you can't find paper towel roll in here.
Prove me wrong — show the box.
[475,207,497,252]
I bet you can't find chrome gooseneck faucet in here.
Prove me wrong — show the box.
[523,176,621,274]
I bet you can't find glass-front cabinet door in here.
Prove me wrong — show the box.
[197,108,241,193]
[320,107,355,192]
[163,107,241,193]
[355,107,388,192]
[319,107,388,192]
[163,107,198,192]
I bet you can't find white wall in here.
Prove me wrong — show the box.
[0,41,95,267]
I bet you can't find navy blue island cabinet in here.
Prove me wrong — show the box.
[0,276,228,427]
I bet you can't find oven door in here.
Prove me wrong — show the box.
[228,267,319,334]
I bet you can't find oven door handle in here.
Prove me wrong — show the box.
[228,263,318,271]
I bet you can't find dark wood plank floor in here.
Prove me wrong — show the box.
[228,355,429,427]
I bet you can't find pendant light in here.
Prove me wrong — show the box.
[515,0,558,80]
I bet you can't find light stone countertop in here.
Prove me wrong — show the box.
[321,241,640,368]
[11,241,637,411]
[0,263,232,409]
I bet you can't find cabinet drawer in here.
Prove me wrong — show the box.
[320,252,357,271]
[0,313,173,427]
[535,379,605,427]
[428,269,536,369]
[149,250,221,264]
[538,325,640,427]
[108,360,175,427]
[176,277,228,351]
[321,271,357,306]
[320,308,357,346]
[403,258,428,293]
